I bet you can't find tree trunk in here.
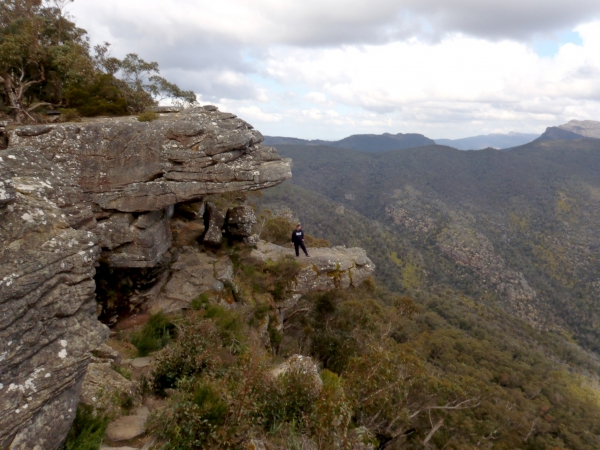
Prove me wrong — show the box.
[1,70,44,123]
[2,73,26,123]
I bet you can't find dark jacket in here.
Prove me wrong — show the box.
[291,229,304,243]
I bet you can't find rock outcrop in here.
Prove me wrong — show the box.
[145,247,234,313]
[7,106,292,267]
[250,241,375,294]
[0,147,108,449]
[1,106,292,448]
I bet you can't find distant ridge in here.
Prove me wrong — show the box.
[435,132,539,150]
[264,132,435,152]
[532,120,600,143]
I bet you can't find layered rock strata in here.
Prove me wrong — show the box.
[1,107,292,448]
[0,147,108,449]
[7,106,292,267]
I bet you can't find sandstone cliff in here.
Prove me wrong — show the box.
[0,106,293,449]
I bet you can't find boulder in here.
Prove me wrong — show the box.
[0,147,108,450]
[92,343,122,364]
[104,407,150,443]
[130,357,154,369]
[80,363,134,411]
[150,247,230,313]
[226,205,257,237]
[203,202,225,245]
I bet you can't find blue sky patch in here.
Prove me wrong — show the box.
[532,30,583,57]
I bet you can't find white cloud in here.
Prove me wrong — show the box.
[235,106,282,123]
[68,1,600,139]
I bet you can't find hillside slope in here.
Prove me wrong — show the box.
[264,140,600,353]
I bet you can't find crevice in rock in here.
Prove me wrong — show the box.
[0,128,8,150]
[94,263,169,325]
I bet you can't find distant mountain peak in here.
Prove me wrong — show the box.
[535,120,600,143]
[558,119,600,139]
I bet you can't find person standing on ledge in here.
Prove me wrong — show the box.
[291,223,309,257]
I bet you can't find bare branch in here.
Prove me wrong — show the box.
[423,418,444,445]
[283,308,311,327]
[26,102,52,112]
[523,419,537,442]
[410,398,480,419]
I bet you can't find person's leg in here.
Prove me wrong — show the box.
[300,241,309,256]
[294,242,300,257]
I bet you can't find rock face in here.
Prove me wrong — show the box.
[226,205,257,237]
[8,107,291,213]
[7,106,292,267]
[1,107,292,449]
[147,247,234,313]
[0,147,108,449]
[203,202,225,246]
[250,241,375,293]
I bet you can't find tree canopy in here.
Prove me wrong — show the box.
[0,0,196,122]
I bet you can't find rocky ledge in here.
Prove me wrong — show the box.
[7,106,292,268]
[250,241,375,293]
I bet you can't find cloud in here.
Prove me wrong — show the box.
[72,0,600,49]
[235,106,282,123]
[67,1,600,139]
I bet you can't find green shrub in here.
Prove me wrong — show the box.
[204,304,246,353]
[151,318,221,395]
[269,325,284,349]
[264,256,301,301]
[117,391,135,413]
[62,405,108,450]
[114,365,132,380]
[58,108,80,122]
[260,216,296,245]
[65,74,129,117]
[190,293,210,310]
[137,111,159,122]
[130,311,175,357]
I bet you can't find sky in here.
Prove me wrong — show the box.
[70,0,600,140]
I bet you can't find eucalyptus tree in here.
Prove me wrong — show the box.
[0,0,94,122]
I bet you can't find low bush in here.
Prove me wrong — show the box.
[151,317,221,395]
[58,108,80,122]
[130,311,175,357]
[190,292,210,310]
[62,405,108,450]
[65,74,129,117]
[260,216,296,245]
[137,111,160,122]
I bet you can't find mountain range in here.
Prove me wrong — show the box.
[257,120,600,353]
[264,132,435,152]
[264,131,541,152]
[435,132,539,150]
